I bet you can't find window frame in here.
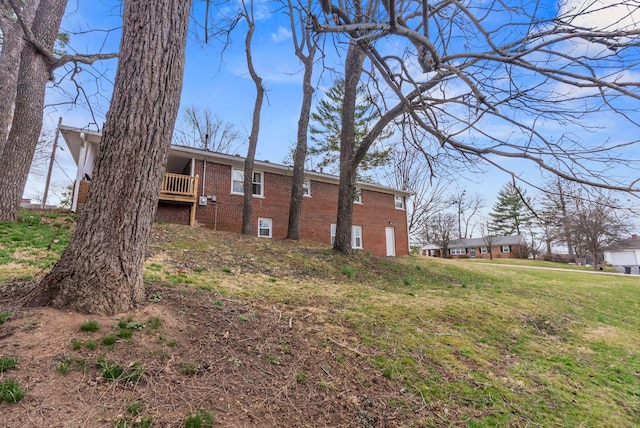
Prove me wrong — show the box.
[353,187,363,204]
[480,247,488,254]
[330,224,363,249]
[258,218,272,238]
[231,168,264,197]
[302,179,311,197]
[449,247,466,255]
[501,245,511,253]
[394,195,405,210]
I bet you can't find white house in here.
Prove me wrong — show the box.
[603,234,640,274]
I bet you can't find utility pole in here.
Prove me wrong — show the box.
[42,117,62,209]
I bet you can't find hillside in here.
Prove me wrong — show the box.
[1,211,640,427]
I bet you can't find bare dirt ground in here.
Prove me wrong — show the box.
[0,282,423,427]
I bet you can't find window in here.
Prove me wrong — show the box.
[394,195,405,210]
[231,168,263,197]
[354,187,362,204]
[450,247,466,255]
[258,218,272,238]
[480,247,488,254]
[501,245,511,253]
[303,179,311,197]
[352,225,363,249]
[330,224,363,249]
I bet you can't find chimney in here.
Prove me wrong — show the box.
[632,234,638,241]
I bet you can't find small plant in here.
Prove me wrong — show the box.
[146,316,162,330]
[102,335,116,346]
[0,356,18,372]
[166,340,177,347]
[237,314,249,322]
[127,400,143,415]
[402,277,412,286]
[341,265,355,279]
[118,317,145,331]
[213,299,222,307]
[148,293,165,303]
[0,379,24,403]
[222,267,232,274]
[179,362,197,377]
[267,355,281,365]
[183,410,214,428]
[86,340,97,350]
[268,277,277,283]
[72,339,83,350]
[80,320,99,332]
[0,309,13,325]
[296,372,308,385]
[97,357,124,381]
[56,361,70,374]
[118,328,134,339]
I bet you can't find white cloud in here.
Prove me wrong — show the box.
[560,0,640,32]
[271,26,292,43]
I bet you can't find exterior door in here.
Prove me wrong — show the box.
[470,248,476,258]
[385,227,396,257]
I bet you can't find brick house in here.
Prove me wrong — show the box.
[60,125,411,257]
[422,235,528,259]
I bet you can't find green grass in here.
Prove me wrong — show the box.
[183,411,214,428]
[0,210,75,270]
[0,379,24,403]
[79,320,99,332]
[0,356,18,372]
[2,213,640,426]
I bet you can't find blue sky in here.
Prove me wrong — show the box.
[26,0,640,230]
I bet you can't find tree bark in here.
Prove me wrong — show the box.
[241,3,264,235]
[0,0,65,222]
[35,0,192,314]
[333,41,366,253]
[286,3,316,240]
[0,0,40,155]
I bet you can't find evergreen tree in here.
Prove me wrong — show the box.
[489,182,533,236]
[308,79,391,176]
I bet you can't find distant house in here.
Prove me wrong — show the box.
[422,235,528,259]
[60,125,411,257]
[603,234,640,274]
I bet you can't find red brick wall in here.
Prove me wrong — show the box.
[160,159,409,256]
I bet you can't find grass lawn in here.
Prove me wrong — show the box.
[1,210,639,427]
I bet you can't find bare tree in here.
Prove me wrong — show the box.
[173,105,244,153]
[479,220,495,260]
[382,143,448,235]
[0,0,117,222]
[240,0,265,235]
[309,0,640,243]
[35,0,192,314]
[422,212,457,258]
[449,190,484,239]
[570,193,631,270]
[285,0,318,240]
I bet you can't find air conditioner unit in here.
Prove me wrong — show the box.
[198,196,208,206]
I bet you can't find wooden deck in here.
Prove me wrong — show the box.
[159,173,199,226]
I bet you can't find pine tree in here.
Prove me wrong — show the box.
[489,182,533,236]
[308,79,391,176]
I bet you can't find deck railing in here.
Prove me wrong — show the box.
[161,173,197,197]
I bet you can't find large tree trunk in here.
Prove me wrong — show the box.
[333,41,366,254]
[241,4,264,235]
[287,31,315,240]
[35,0,192,314]
[0,0,65,222]
[0,0,40,155]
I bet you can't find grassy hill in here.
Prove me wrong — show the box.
[1,210,639,427]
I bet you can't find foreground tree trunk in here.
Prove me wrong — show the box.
[0,0,66,222]
[286,0,316,240]
[0,0,40,155]
[333,41,366,253]
[241,0,264,235]
[35,0,192,314]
